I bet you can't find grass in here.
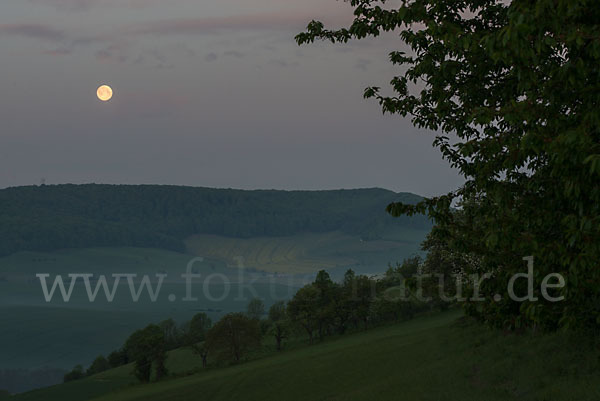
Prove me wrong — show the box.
[10,365,134,401]
[13,310,600,401]
[10,347,208,401]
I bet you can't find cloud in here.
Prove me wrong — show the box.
[269,59,288,67]
[27,0,163,12]
[115,90,192,117]
[205,52,218,62]
[95,43,128,63]
[3,4,354,57]
[0,23,109,58]
[43,48,72,56]
[355,58,372,71]
[5,5,354,68]
[0,24,65,42]
[94,41,195,69]
[126,13,351,36]
[223,50,245,58]
[27,0,94,12]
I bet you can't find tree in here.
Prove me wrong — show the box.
[184,313,212,345]
[107,349,128,368]
[417,226,482,310]
[297,0,600,332]
[326,289,348,334]
[86,355,110,376]
[326,270,360,335]
[205,313,261,363]
[125,324,168,382]
[348,275,377,330]
[191,342,209,368]
[268,301,290,351]
[287,285,320,344]
[343,269,356,288]
[159,318,180,350]
[63,365,84,383]
[246,298,266,320]
[313,270,337,339]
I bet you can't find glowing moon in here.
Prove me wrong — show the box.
[97,85,113,102]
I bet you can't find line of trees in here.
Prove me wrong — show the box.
[191,258,443,368]
[286,264,428,344]
[63,312,213,383]
[64,253,454,385]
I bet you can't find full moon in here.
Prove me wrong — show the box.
[97,85,113,102]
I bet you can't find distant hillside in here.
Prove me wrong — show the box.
[0,184,429,256]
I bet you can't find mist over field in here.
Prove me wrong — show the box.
[0,185,430,393]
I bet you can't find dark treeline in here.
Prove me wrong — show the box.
[64,254,448,385]
[0,184,429,257]
[63,311,213,383]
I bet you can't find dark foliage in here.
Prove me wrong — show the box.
[63,365,84,383]
[0,184,428,256]
[85,356,110,376]
[297,0,600,333]
[124,324,168,383]
[206,313,262,363]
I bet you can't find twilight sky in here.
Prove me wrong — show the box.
[0,0,463,197]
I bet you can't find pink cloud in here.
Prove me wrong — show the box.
[126,12,353,36]
[27,0,163,12]
[0,23,64,42]
[43,48,72,56]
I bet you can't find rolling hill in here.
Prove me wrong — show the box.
[0,184,429,257]
[10,310,600,401]
[0,184,433,392]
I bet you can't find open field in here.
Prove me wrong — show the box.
[185,229,429,274]
[12,310,600,401]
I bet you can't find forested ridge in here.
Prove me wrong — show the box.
[0,184,428,256]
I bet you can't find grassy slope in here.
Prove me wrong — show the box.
[16,310,600,401]
[11,348,205,401]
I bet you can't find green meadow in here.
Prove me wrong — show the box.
[12,310,600,401]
